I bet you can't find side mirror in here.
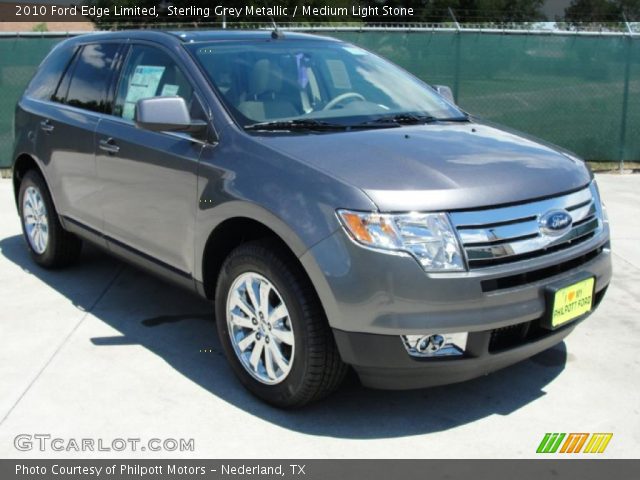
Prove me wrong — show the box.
[135,96,207,134]
[434,85,455,104]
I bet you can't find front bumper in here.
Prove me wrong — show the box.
[300,225,611,389]
[333,311,593,389]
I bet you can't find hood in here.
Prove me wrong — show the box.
[256,122,592,212]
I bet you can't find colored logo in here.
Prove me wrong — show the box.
[539,209,573,236]
[536,433,613,454]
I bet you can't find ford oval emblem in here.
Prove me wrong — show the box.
[539,209,573,236]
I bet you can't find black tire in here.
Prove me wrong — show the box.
[215,239,347,408]
[18,170,82,268]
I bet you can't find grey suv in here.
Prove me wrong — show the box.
[12,30,611,407]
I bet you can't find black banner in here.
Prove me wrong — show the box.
[3,460,640,480]
[1,0,634,24]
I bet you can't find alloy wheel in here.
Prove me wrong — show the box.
[22,186,49,255]
[225,272,295,385]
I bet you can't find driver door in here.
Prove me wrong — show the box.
[95,43,206,276]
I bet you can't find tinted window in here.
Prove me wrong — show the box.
[114,45,195,121]
[26,43,77,101]
[52,63,73,105]
[64,43,120,113]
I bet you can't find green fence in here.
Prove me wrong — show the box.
[328,31,639,164]
[1,31,638,169]
[0,35,68,169]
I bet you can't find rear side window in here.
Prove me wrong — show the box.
[25,43,77,101]
[58,43,120,113]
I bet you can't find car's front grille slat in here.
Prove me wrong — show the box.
[573,213,596,227]
[458,218,540,245]
[569,200,596,223]
[451,187,592,228]
[450,184,602,269]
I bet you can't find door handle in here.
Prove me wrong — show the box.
[40,119,54,134]
[98,138,120,154]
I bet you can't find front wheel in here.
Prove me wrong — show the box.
[215,240,347,408]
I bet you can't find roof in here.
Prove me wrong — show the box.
[166,30,339,43]
[52,29,341,50]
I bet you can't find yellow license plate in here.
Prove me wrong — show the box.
[551,277,595,327]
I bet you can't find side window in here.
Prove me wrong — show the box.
[52,63,73,105]
[114,45,196,121]
[26,43,77,101]
[59,43,120,113]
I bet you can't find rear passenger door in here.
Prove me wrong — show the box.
[95,43,206,276]
[35,42,121,232]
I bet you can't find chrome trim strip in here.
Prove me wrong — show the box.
[465,217,600,261]
[450,183,602,267]
[458,221,540,245]
[457,200,596,245]
[450,186,592,228]
[569,200,596,223]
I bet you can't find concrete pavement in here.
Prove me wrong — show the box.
[0,173,638,458]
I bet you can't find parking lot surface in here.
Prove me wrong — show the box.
[0,173,638,458]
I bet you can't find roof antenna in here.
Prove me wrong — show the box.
[262,0,284,40]
[270,16,284,39]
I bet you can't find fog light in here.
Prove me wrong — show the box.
[401,332,467,357]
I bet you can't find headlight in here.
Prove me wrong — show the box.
[591,179,608,224]
[337,210,465,272]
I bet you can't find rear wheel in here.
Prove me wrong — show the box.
[215,240,347,408]
[18,170,82,268]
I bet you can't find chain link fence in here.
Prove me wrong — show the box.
[1,28,638,169]
[326,29,639,165]
[0,34,70,170]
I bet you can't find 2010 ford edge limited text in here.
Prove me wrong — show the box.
[12,30,612,407]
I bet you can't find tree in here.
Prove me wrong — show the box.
[451,0,546,22]
[564,0,640,23]
[90,0,358,28]
[356,0,546,23]
[88,0,549,27]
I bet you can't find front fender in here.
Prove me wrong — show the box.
[193,200,328,284]
[193,126,377,283]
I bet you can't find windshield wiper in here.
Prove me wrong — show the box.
[244,119,349,131]
[245,118,403,132]
[360,113,470,126]
[243,114,468,132]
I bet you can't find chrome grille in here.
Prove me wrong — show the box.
[450,183,602,268]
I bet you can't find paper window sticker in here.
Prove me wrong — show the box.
[122,103,135,121]
[160,84,180,96]
[121,65,166,120]
[123,65,165,103]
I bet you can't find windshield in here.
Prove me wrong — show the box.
[186,39,465,129]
